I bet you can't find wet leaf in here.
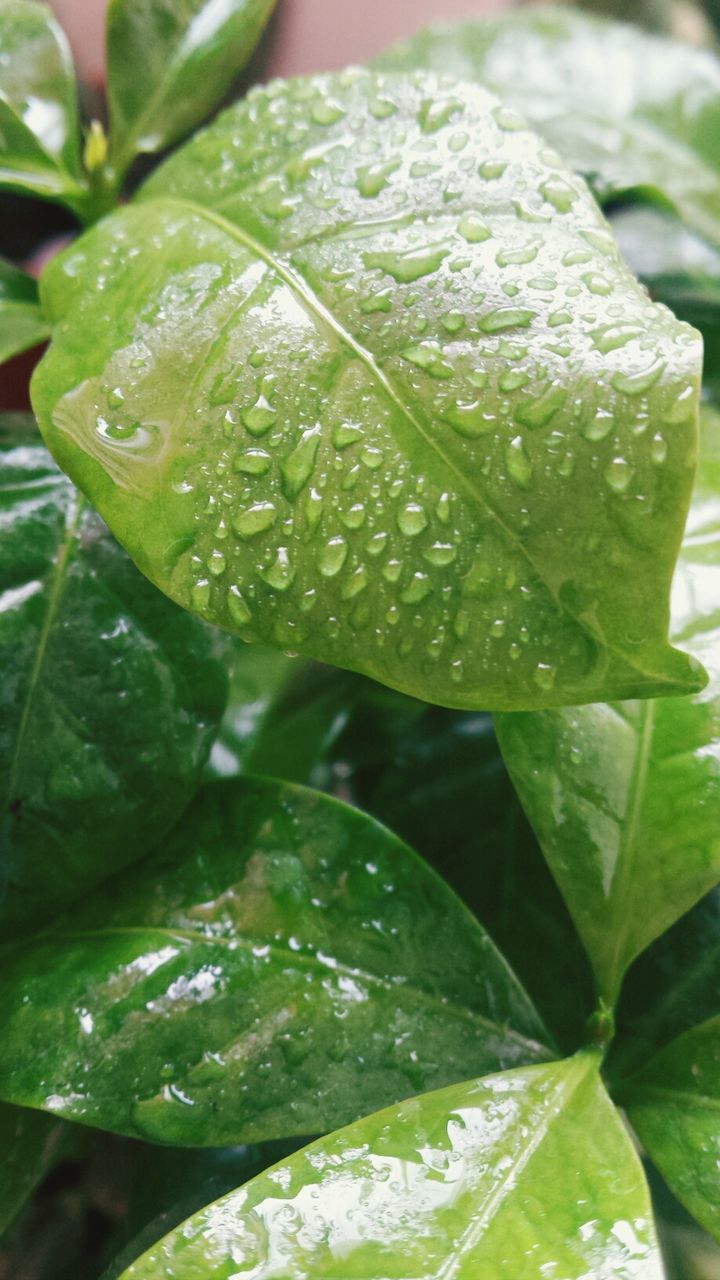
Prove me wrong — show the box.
[0,417,229,935]
[32,70,704,711]
[377,8,720,247]
[0,1103,66,1237]
[119,1055,663,1280]
[625,1017,720,1244]
[0,777,551,1146]
[107,0,277,180]
[0,0,86,209]
[496,399,720,1005]
[0,257,49,364]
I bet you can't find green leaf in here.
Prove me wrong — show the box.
[495,398,720,1006]
[625,1017,720,1243]
[0,1102,66,1237]
[0,776,551,1146]
[376,8,720,247]
[0,256,49,364]
[0,417,229,935]
[32,70,704,712]
[107,0,277,181]
[118,1054,663,1280]
[0,0,87,209]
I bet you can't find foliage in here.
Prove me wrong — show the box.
[0,2,719,1278]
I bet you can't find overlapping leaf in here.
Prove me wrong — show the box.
[32,70,704,711]
[496,400,720,1005]
[377,7,720,246]
[0,418,229,934]
[119,1055,663,1280]
[0,1103,66,1237]
[0,257,48,364]
[0,777,551,1146]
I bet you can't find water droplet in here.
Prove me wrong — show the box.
[436,492,451,523]
[191,579,210,611]
[496,242,540,267]
[333,422,364,449]
[651,433,668,465]
[233,448,272,475]
[479,307,536,334]
[454,608,470,639]
[369,95,398,119]
[360,290,392,314]
[318,535,348,577]
[312,98,345,125]
[397,502,428,537]
[441,310,464,334]
[533,663,556,691]
[423,542,457,566]
[499,368,531,393]
[365,243,449,284]
[402,341,453,380]
[400,572,431,604]
[107,386,124,408]
[341,503,366,530]
[493,105,526,131]
[592,324,644,354]
[506,436,533,489]
[583,409,614,442]
[261,547,294,591]
[305,487,323,531]
[242,397,276,436]
[281,426,321,499]
[356,159,400,197]
[540,176,578,212]
[515,383,566,430]
[419,96,464,133]
[341,566,369,599]
[582,272,612,297]
[208,551,226,577]
[227,586,252,626]
[479,159,507,180]
[360,444,384,470]
[612,358,666,396]
[604,457,634,493]
[443,401,495,438]
[366,531,387,556]
[232,502,277,538]
[383,558,403,583]
[457,211,491,243]
[491,618,506,637]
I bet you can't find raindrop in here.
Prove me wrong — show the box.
[227,586,252,626]
[261,547,295,591]
[397,503,428,536]
[506,436,533,489]
[232,502,277,538]
[604,457,634,493]
[318,535,348,577]
[281,426,321,499]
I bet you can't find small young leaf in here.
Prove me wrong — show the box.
[496,398,720,1005]
[118,1055,663,1280]
[0,777,551,1146]
[0,0,87,209]
[625,1017,720,1244]
[32,70,704,711]
[0,1103,66,1237]
[106,0,277,181]
[0,418,229,935]
[0,256,49,364]
[376,8,720,247]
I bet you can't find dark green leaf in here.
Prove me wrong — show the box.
[625,1017,720,1243]
[119,1055,663,1279]
[0,1103,66,1237]
[496,399,720,1006]
[0,256,49,364]
[0,776,551,1146]
[0,0,87,209]
[0,418,229,935]
[107,0,277,181]
[376,8,720,247]
[32,70,704,712]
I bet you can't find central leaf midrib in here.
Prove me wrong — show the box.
[52,923,551,1056]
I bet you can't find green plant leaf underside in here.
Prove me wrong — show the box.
[107,0,277,180]
[0,257,49,364]
[0,418,229,935]
[626,1016,720,1244]
[0,1102,66,1237]
[376,7,720,248]
[0,776,550,1146]
[120,1055,662,1279]
[0,0,86,208]
[32,70,704,711]
[496,398,720,1005]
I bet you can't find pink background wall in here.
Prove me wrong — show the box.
[49,0,512,84]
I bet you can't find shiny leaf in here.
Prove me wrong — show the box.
[0,256,48,364]
[0,1103,66,1237]
[0,0,86,208]
[496,399,720,1005]
[0,418,229,935]
[107,0,277,180]
[377,8,720,247]
[625,1017,720,1243]
[32,70,704,712]
[120,1055,663,1280]
[0,776,551,1146]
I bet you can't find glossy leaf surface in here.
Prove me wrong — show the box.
[626,1017,720,1243]
[496,400,720,1005]
[33,71,704,712]
[0,418,229,934]
[0,776,551,1146]
[0,0,86,207]
[121,1055,662,1279]
[107,0,276,179]
[0,257,49,364]
[377,8,720,247]
[0,1103,66,1236]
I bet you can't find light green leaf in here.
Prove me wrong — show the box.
[0,776,551,1146]
[625,1016,720,1243]
[376,8,720,247]
[119,1054,662,1279]
[0,0,87,208]
[0,1102,66,1237]
[496,399,720,1006]
[0,417,229,936]
[32,69,704,711]
[0,256,49,364]
[107,0,277,181]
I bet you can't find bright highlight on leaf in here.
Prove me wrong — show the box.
[32,69,704,712]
